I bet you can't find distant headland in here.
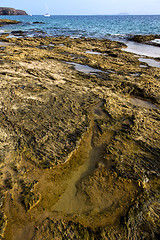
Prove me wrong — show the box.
[0,7,27,15]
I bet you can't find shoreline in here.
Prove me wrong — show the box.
[1,16,160,45]
[0,27,160,240]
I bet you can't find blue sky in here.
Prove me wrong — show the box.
[1,0,160,15]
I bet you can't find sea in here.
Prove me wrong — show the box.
[0,15,160,40]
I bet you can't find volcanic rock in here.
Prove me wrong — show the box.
[0,7,27,15]
[0,35,159,240]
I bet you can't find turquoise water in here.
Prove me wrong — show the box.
[0,15,160,39]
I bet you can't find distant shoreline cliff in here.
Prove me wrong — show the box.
[0,7,27,15]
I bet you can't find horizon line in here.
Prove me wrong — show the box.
[23,13,160,16]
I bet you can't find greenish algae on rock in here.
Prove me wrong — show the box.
[0,19,21,27]
[0,34,159,239]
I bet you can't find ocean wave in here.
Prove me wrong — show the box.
[1,15,160,39]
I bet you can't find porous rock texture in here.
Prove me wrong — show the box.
[0,33,159,240]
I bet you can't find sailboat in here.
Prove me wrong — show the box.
[44,2,50,17]
[44,13,50,17]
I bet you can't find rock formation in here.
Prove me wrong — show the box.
[0,7,27,15]
[0,34,159,239]
[0,19,21,27]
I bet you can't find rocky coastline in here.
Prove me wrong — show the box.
[0,19,21,28]
[0,21,160,240]
[127,34,160,47]
[0,7,27,15]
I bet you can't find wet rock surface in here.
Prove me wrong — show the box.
[0,19,21,27]
[0,35,159,240]
[128,34,160,42]
[127,34,160,47]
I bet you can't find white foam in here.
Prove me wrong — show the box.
[151,39,160,44]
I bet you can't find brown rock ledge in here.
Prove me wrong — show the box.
[0,18,21,27]
[128,34,160,47]
[0,35,159,240]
